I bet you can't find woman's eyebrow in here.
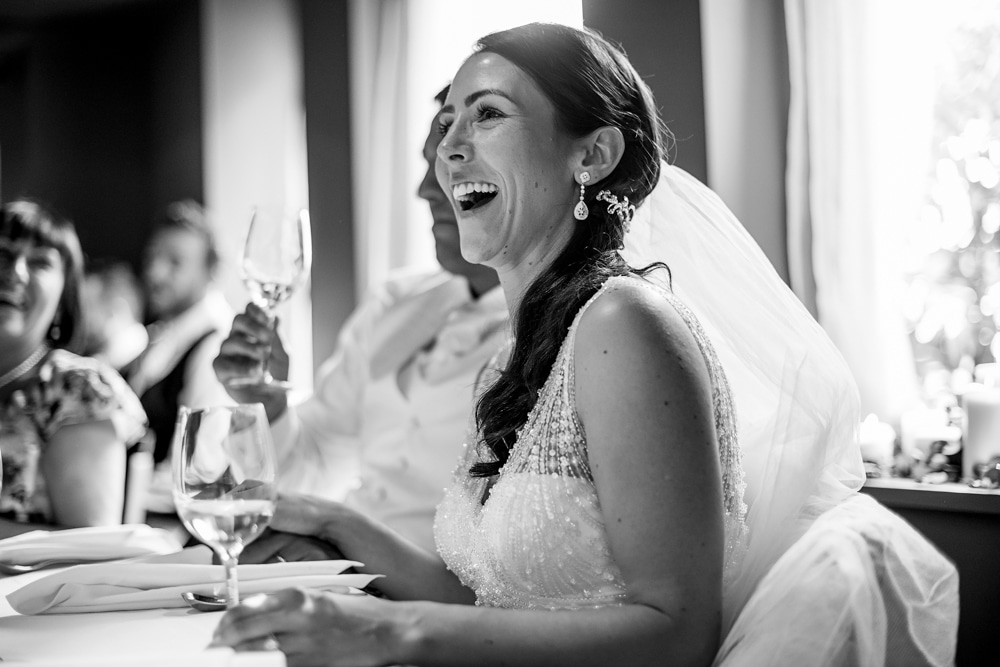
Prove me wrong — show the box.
[440,88,516,115]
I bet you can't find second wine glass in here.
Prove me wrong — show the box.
[172,403,277,608]
[236,205,312,389]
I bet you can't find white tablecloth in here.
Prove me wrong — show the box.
[0,568,284,666]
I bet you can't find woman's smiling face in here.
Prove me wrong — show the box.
[0,237,65,348]
[435,52,579,276]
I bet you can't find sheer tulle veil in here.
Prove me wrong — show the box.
[622,162,867,629]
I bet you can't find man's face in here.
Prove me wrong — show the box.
[142,227,212,321]
[417,110,467,275]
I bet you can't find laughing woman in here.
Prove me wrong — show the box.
[0,200,146,537]
[214,24,738,667]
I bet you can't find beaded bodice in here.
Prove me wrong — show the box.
[434,276,748,609]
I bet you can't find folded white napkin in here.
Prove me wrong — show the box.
[0,648,269,667]
[0,524,184,566]
[7,545,379,614]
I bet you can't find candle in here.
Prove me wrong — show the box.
[859,414,896,468]
[900,408,960,461]
[975,363,1000,388]
[961,388,1000,481]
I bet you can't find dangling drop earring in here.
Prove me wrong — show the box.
[574,172,591,221]
[48,312,62,343]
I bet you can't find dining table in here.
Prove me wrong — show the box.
[0,548,286,667]
[0,565,285,666]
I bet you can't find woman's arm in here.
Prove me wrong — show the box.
[266,493,475,604]
[215,284,725,667]
[570,283,726,665]
[41,420,126,527]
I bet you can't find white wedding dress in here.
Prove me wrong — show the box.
[435,164,959,664]
[434,275,748,610]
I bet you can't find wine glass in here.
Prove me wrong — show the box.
[172,403,277,608]
[232,205,312,389]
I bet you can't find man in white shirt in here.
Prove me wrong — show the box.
[213,89,504,553]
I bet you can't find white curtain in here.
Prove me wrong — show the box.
[348,0,411,300]
[784,0,936,420]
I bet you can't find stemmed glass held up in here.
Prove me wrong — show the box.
[231,206,312,390]
[172,403,277,608]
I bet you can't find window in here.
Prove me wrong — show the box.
[904,3,1000,402]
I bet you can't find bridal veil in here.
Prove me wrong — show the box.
[623,163,958,664]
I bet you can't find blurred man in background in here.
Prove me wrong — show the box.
[126,200,233,513]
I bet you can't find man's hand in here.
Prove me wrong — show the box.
[213,303,290,422]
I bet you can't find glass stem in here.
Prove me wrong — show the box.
[260,305,277,383]
[220,550,240,608]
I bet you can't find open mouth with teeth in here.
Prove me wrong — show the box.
[452,182,499,212]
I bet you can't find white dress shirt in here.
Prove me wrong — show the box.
[271,268,508,553]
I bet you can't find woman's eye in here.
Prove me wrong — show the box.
[437,119,452,136]
[475,105,504,123]
[27,249,58,269]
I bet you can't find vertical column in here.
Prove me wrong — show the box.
[201,0,313,389]
[583,0,709,184]
[300,0,357,368]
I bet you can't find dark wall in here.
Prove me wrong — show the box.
[583,0,708,183]
[0,0,202,272]
[299,0,355,367]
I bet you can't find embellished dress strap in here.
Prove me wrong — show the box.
[568,275,749,573]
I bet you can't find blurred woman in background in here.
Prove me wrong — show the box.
[0,199,146,538]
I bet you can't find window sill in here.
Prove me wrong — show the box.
[862,477,1000,515]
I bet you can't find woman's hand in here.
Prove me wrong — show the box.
[212,303,289,422]
[240,528,346,564]
[211,589,404,667]
[269,494,354,544]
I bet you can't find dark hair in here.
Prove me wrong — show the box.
[471,23,671,478]
[150,199,219,272]
[0,199,86,352]
[434,84,450,106]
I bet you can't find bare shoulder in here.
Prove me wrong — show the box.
[575,279,702,370]
[574,279,712,419]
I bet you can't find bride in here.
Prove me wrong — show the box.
[211,22,956,666]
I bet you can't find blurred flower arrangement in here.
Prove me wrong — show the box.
[902,5,1000,405]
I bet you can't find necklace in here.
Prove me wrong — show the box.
[0,345,49,392]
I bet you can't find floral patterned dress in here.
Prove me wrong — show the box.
[0,349,147,523]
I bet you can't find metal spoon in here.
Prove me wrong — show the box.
[180,591,229,612]
[181,585,368,612]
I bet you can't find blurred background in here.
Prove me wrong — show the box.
[0,0,997,424]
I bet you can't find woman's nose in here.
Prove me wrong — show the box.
[437,124,470,164]
[0,254,30,284]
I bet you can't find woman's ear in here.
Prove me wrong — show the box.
[575,126,625,182]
